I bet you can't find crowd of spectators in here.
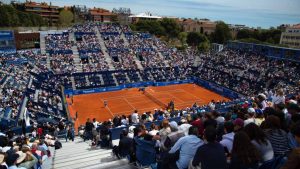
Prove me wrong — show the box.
[17,50,48,74]
[0,55,31,121]
[0,120,72,169]
[83,93,300,169]
[196,49,300,96]
[50,54,76,74]
[99,24,138,70]
[69,23,95,33]
[45,34,72,53]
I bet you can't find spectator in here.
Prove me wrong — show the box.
[191,113,204,137]
[159,119,171,148]
[163,121,185,151]
[244,108,256,126]
[220,121,235,153]
[168,126,204,169]
[131,110,139,124]
[84,118,94,141]
[233,118,244,132]
[191,126,227,169]
[148,123,159,136]
[244,123,274,162]
[114,129,133,159]
[229,131,260,169]
[281,121,300,169]
[263,115,291,156]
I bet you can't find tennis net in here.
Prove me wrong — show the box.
[144,90,167,108]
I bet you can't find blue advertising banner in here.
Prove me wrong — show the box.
[0,31,14,40]
[0,31,16,54]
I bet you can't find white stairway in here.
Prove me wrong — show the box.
[70,76,76,90]
[112,74,119,86]
[120,32,130,47]
[193,54,202,67]
[99,74,104,85]
[40,33,46,54]
[137,71,143,82]
[46,53,51,70]
[120,33,144,70]
[95,27,115,70]
[153,46,169,67]
[85,75,90,86]
[51,138,135,169]
[71,46,83,73]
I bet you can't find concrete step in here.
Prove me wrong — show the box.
[155,47,169,67]
[85,75,90,86]
[125,72,131,83]
[46,53,51,70]
[40,34,46,54]
[70,76,76,90]
[71,46,83,72]
[52,137,133,169]
[137,71,143,81]
[120,32,130,47]
[95,26,115,70]
[99,74,104,85]
[112,74,119,86]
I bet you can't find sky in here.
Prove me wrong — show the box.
[10,0,300,28]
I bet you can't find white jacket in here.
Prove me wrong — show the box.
[220,132,235,153]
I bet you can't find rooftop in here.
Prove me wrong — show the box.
[129,12,162,19]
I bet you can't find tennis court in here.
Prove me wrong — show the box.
[66,83,230,127]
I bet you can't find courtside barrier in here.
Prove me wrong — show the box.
[64,77,243,100]
[64,79,193,96]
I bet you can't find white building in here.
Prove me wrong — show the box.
[280,24,300,49]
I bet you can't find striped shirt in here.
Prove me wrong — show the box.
[264,129,291,156]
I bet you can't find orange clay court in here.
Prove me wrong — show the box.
[66,83,230,127]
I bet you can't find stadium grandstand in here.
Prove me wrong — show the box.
[0,20,299,169]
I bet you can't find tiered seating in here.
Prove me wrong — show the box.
[0,58,31,121]
[74,75,87,89]
[99,24,138,70]
[125,32,166,68]
[50,54,76,74]
[196,49,300,96]
[17,49,48,73]
[45,33,72,54]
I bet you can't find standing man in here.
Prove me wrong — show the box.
[104,100,108,107]
[84,118,94,141]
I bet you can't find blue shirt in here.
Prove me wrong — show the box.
[169,135,204,169]
[288,132,300,149]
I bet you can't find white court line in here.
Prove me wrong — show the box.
[99,98,114,117]
[182,90,201,100]
[101,93,146,100]
[167,93,185,103]
[124,98,136,111]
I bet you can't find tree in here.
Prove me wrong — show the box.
[0,4,45,27]
[186,32,207,47]
[198,41,210,52]
[0,5,11,26]
[211,21,231,44]
[135,20,165,36]
[178,32,187,46]
[59,9,73,26]
[160,18,181,40]
[236,29,252,39]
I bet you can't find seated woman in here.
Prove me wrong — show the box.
[244,123,274,162]
[229,131,261,169]
[262,115,291,157]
